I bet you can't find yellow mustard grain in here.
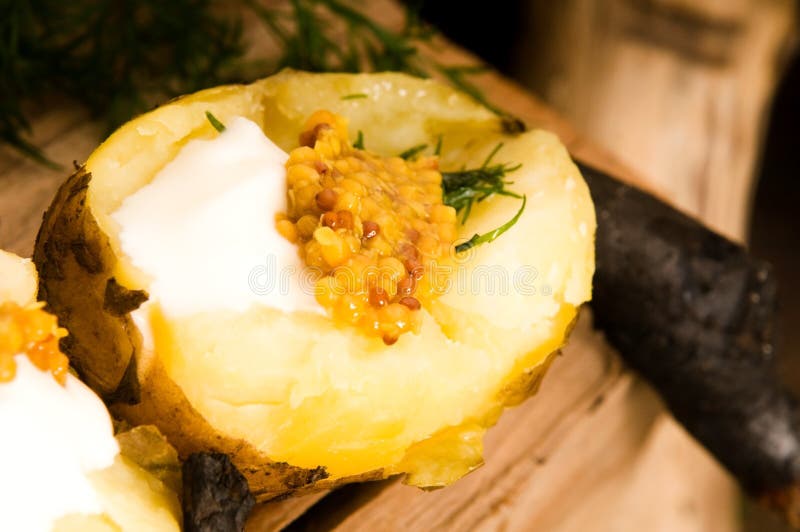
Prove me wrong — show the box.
[281,110,458,345]
[275,219,298,243]
[0,302,69,385]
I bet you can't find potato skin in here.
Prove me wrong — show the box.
[114,353,353,500]
[34,167,142,404]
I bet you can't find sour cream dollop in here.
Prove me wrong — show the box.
[0,355,120,531]
[112,116,321,317]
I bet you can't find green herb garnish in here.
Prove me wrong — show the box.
[438,64,504,116]
[205,111,226,133]
[1,0,243,164]
[341,93,368,100]
[434,135,443,156]
[263,0,508,119]
[3,1,514,165]
[455,195,527,253]
[353,130,365,150]
[399,143,428,160]
[441,143,526,252]
[442,143,522,223]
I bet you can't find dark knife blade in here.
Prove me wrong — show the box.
[579,161,800,524]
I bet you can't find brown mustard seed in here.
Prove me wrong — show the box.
[396,275,416,297]
[404,257,424,280]
[383,335,398,346]
[336,210,354,230]
[399,297,421,311]
[362,220,380,240]
[316,188,338,211]
[322,211,339,229]
[399,242,420,261]
[299,122,332,147]
[314,160,328,174]
[369,287,389,308]
[281,109,459,345]
[399,244,424,279]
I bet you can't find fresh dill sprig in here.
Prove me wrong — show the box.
[441,143,526,252]
[2,0,243,163]
[434,65,504,116]
[399,143,428,160]
[247,0,505,117]
[353,130,365,150]
[442,143,522,224]
[243,0,427,76]
[456,195,526,253]
[3,0,510,164]
[205,111,226,133]
[434,135,443,156]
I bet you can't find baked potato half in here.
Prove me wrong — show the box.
[34,71,595,500]
[0,250,181,531]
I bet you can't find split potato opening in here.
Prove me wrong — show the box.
[35,71,595,500]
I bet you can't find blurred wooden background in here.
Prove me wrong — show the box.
[515,1,799,530]
[517,0,796,241]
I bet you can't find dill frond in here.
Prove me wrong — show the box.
[1,0,512,165]
[441,143,526,251]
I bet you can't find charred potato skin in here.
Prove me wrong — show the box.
[182,453,254,532]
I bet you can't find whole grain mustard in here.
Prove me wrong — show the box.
[279,110,458,344]
[0,302,69,385]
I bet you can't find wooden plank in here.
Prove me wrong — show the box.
[245,493,328,532]
[0,114,100,256]
[0,102,88,176]
[517,0,797,240]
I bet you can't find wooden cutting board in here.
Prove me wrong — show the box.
[1,1,765,530]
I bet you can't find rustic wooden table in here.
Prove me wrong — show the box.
[3,1,795,530]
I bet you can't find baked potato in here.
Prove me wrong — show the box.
[34,71,595,500]
[0,249,181,531]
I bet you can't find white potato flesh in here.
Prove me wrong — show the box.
[0,250,37,306]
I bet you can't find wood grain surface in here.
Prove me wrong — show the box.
[518,0,797,241]
[5,0,789,530]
